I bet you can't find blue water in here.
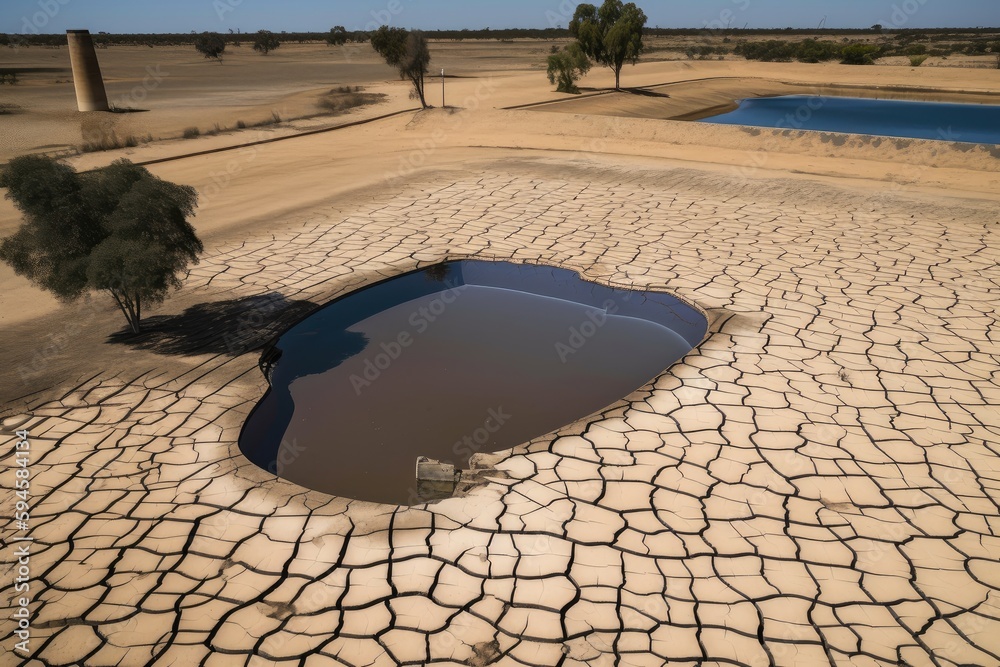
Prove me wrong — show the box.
[701,95,1000,144]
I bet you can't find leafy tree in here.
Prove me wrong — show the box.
[327,26,348,46]
[547,43,592,93]
[569,0,647,90]
[195,32,226,61]
[871,24,884,34]
[370,26,431,108]
[253,29,280,55]
[0,156,202,334]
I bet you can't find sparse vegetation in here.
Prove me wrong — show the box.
[317,86,387,114]
[735,39,843,63]
[570,0,648,90]
[734,39,891,65]
[547,43,592,94]
[246,112,282,128]
[182,126,200,139]
[194,32,226,61]
[0,156,202,334]
[909,54,929,67]
[81,132,141,153]
[841,43,882,65]
[0,71,19,85]
[253,30,280,55]
[370,26,431,108]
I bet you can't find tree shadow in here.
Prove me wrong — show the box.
[106,293,319,356]
[622,87,671,98]
[575,86,670,98]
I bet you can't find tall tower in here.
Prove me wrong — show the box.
[66,30,109,112]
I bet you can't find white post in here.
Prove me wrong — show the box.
[441,68,445,108]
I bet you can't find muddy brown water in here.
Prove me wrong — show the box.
[239,261,706,505]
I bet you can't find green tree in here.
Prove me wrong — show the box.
[195,32,226,61]
[547,43,592,93]
[327,26,348,46]
[569,0,647,90]
[253,29,280,55]
[370,26,431,108]
[0,156,202,334]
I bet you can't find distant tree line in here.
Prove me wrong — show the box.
[734,37,1000,64]
[2,27,997,49]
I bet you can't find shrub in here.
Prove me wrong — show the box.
[182,126,200,138]
[841,44,882,65]
[317,87,387,114]
[81,132,140,152]
[546,43,592,94]
[796,39,841,63]
[909,54,929,67]
[734,40,796,62]
[736,39,854,64]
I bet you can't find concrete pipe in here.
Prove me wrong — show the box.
[67,30,110,112]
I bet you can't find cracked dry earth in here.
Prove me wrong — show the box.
[2,163,999,667]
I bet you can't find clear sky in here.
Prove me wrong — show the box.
[4,0,998,35]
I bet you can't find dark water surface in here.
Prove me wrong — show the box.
[700,95,1000,144]
[240,261,707,504]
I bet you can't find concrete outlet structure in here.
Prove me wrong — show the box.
[66,30,109,112]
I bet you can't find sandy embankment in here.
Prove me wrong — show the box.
[1,58,998,333]
[526,77,1000,121]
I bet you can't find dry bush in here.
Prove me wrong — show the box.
[317,87,387,115]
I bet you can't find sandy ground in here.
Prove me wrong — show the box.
[2,53,999,329]
[0,39,999,666]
